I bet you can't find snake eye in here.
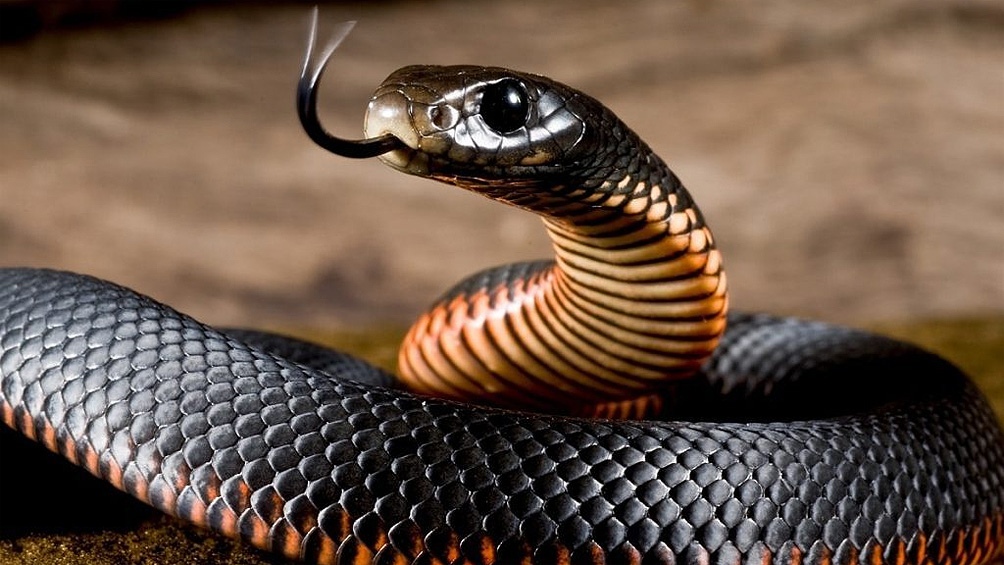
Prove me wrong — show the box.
[480,79,530,134]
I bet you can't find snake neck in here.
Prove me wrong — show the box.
[399,153,728,416]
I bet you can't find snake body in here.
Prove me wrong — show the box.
[1,18,1003,565]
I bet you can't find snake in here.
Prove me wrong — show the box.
[1,15,1002,565]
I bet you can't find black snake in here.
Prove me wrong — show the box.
[1,15,1001,565]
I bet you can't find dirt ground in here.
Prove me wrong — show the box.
[0,0,1001,332]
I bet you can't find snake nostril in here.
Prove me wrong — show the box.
[427,104,458,131]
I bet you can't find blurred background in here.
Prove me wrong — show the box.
[1,0,1001,332]
[0,2,1002,562]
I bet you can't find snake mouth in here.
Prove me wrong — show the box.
[295,13,488,178]
[376,144,430,175]
[362,89,434,175]
[297,12,407,160]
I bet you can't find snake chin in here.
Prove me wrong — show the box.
[377,145,428,175]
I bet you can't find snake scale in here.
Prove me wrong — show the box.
[1,16,1002,565]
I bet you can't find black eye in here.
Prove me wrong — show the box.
[480,79,529,134]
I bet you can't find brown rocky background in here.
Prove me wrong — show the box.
[0,1,1002,564]
[1,0,1002,331]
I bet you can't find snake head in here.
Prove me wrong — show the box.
[299,15,679,220]
[364,66,592,177]
[362,66,639,214]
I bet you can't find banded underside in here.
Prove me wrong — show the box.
[398,175,728,415]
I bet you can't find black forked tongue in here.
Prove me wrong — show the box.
[297,10,403,159]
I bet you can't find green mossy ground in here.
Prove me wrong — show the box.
[1,319,1001,565]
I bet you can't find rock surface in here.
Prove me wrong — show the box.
[0,0,1001,330]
